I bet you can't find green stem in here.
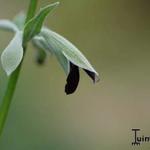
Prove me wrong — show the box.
[0,0,38,137]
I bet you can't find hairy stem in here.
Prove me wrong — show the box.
[0,0,38,137]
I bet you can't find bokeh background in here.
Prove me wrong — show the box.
[0,0,150,149]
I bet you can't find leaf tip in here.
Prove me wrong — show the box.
[45,1,60,9]
[54,1,60,6]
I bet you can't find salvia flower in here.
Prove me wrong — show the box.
[0,2,99,94]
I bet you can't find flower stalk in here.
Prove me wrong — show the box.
[0,0,38,137]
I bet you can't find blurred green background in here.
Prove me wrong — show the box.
[0,0,150,149]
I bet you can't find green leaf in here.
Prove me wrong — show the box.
[41,28,99,77]
[0,20,18,32]
[23,2,59,45]
[33,35,69,74]
[1,31,23,76]
[13,12,26,30]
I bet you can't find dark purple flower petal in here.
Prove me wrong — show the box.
[84,69,100,83]
[65,62,80,94]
